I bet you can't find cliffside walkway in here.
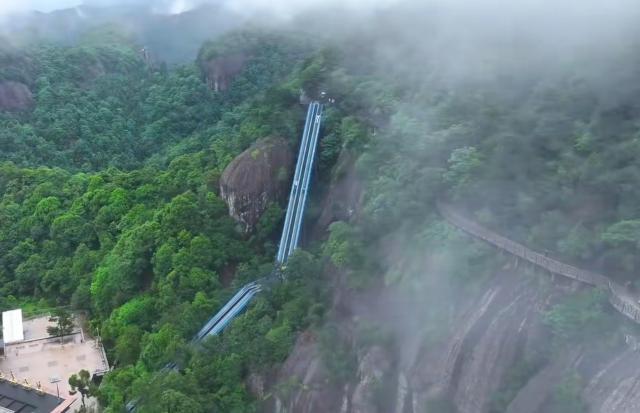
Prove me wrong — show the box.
[437,201,640,324]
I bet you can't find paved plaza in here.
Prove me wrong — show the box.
[0,315,108,398]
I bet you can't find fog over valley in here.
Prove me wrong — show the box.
[0,1,640,413]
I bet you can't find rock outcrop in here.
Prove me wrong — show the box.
[220,137,293,232]
[350,346,393,413]
[202,53,247,92]
[273,332,344,413]
[0,81,33,111]
[582,348,640,413]
[409,272,556,413]
[313,152,363,237]
[255,175,640,413]
[265,258,640,413]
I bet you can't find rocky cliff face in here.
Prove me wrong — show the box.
[236,125,640,413]
[202,53,247,92]
[220,137,293,232]
[0,81,33,111]
[266,256,640,413]
[313,152,363,237]
[273,331,344,413]
[409,270,557,413]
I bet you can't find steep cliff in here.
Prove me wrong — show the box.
[268,250,640,413]
[202,53,248,92]
[220,137,293,232]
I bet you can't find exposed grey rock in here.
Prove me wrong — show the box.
[394,372,409,413]
[274,332,343,413]
[351,346,392,413]
[583,348,640,413]
[266,261,640,413]
[202,53,247,92]
[247,373,266,400]
[313,151,363,237]
[220,137,292,232]
[506,351,581,413]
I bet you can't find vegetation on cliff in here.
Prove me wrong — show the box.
[2,4,640,411]
[0,30,336,411]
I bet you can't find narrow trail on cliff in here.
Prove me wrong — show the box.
[437,201,640,324]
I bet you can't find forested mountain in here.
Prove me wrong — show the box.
[1,2,247,64]
[0,27,345,411]
[0,31,304,170]
[2,1,640,413]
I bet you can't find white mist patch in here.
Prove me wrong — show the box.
[75,5,87,18]
[0,0,81,15]
[222,0,401,18]
[150,0,219,15]
[168,0,193,14]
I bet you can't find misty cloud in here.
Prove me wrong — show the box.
[3,0,640,78]
[5,0,640,17]
[221,0,399,17]
[0,0,401,17]
[0,0,80,15]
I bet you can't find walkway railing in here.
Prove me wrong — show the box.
[437,201,640,324]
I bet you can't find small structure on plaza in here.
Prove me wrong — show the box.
[2,310,24,345]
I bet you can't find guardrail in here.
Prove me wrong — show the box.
[437,201,640,324]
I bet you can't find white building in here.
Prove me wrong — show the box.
[2,309,24,345]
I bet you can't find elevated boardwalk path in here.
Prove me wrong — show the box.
[437,201,640,324]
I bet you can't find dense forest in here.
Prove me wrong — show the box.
[0,29,372,411]
[2,3,640,412]
[0,30,306,410]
